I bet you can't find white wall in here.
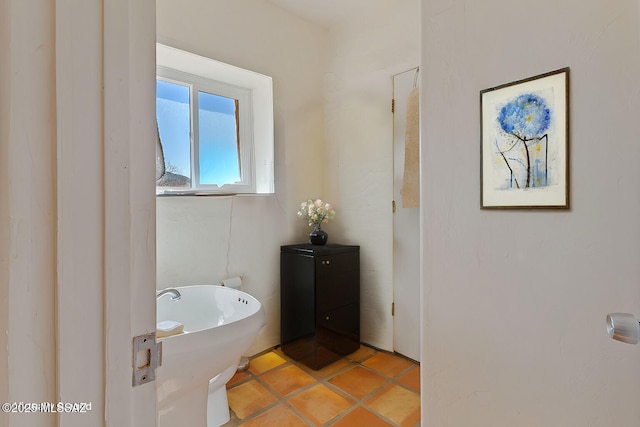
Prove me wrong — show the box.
[323,0,420,350]
[156,0,329,354]
[422,0,640,424]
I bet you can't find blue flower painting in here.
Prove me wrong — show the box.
[498,94,550,140]
[481,68,569,208]
[494,93,552,189]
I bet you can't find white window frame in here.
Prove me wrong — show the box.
[156,44,274,195]
[157,67,254,193]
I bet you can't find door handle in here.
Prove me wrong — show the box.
[606,313,640,345]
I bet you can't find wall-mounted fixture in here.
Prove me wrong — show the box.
[606,313,640,345]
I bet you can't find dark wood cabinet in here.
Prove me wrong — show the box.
[280,244,360,370]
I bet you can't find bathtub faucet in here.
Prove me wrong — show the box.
[156,288,181,301]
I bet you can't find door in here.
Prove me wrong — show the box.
[3,2,157,426]
[102,1,159,425]
[57,1,158,426]
[392,68,421,361]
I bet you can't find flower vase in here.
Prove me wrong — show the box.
[309,224,328,246]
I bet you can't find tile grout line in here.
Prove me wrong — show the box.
[227,364,317,426]
[296,353,413,426]
[226,345,420,426]
[252,367,319,426]
[302,355,414,425]
[317,365,415,427]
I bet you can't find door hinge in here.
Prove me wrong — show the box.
[392,200,396,213]
[132,332,162,387]
[391,98,395,114]
[392,302,395,316]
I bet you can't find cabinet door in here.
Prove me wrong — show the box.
[281,253,315,343]
[315,251,359,313]
[316,302,360,354]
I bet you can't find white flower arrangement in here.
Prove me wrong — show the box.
[297,199,335,227]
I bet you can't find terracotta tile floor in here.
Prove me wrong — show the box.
[223,345,420,427]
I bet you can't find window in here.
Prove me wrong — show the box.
[156,69,252,192]
[156,44,274,195]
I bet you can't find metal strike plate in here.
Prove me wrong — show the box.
[132,332,162,387]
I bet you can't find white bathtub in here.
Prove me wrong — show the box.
[156,285,265,427]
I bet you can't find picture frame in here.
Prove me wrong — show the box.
[480,68,569,209]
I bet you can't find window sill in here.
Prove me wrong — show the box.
[156,190,276,198]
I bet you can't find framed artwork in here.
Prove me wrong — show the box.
[480,68,569,209]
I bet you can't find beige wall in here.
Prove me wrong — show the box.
[422,0,640,424]
[323,0,420,349]
[156,0,329,353]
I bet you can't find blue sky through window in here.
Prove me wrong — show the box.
[156,79,241,186]
[198,91,240,186]
[156,80,191,178]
